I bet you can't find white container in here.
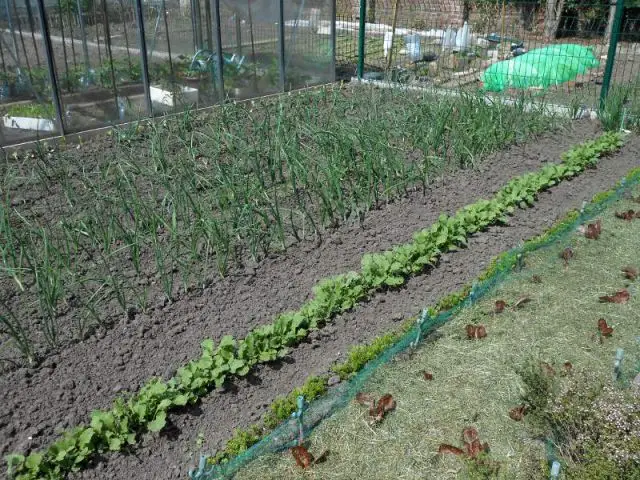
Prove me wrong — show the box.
[150,85,199,107]
[442,27,456,50]
[405,34,422,61]
[455,21,470,51]
[309,8,321,28]
[3,115,56,132]
[316,21,331,35]
[384,31,393,58]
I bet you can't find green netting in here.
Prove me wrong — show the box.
[481,44,600,93]
[189,168,640,480]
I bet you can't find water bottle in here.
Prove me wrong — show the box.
[384,31,393,58]
[405,34,422,62]
[455,21,470,51]
[442,27,455,50]
[117,97,126,121]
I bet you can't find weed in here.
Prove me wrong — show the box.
[263,376,328,430]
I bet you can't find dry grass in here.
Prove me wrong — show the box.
[235,189,640,480]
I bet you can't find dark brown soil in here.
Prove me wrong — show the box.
[2,121,639,480]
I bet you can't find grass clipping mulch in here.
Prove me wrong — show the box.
[234,190,640,480]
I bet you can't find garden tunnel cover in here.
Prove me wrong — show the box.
[481,44,599,92]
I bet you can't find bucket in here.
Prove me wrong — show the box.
[404,34,421,62]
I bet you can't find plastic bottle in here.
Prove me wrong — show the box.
[384,31,393,58]
[455,21,470,51]
[442,27,455,50]
[117,97,126,121]
[405,34,421,62]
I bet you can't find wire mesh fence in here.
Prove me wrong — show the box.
[1,0,640,146]
[348,0,640,113]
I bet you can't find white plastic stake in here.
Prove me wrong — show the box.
[613,348,624,381]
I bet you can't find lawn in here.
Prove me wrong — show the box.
[234,185,640,480]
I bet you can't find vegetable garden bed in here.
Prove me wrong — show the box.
[1,84,640,480]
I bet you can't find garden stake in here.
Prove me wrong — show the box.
[410,309,428,349]
[188,454,217,480]
[613,348,624,381]
[291,395,307,445]
[469,281,479,302]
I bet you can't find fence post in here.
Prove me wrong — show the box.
[134,0,152,115]
[235,16,242,54]
[34,0,65,135]
[278,0,286,91]
[76,0,92,76]
[211,0,225,100]
[357,0,366,79]
[600,0,625,109]
[331,0,336,81]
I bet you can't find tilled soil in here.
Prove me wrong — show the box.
[2,121,639,480]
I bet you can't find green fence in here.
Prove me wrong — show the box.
[346,0,640,112]
[189,165,640,480]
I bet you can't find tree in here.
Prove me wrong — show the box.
[368,0,376,23]
[604,0,616,40]
[545,0,566,38]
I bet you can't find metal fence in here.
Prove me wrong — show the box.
[2,0,640,146]
[349,0,640,112]
[0,0,337,146]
